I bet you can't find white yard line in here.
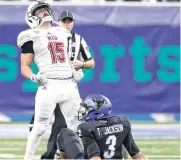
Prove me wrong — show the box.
[0,147,179,152]
[147,155,180,158]
[0,141,47,145]
[0,141,179,146]
[136,141,179,144]
[0,148,44,151]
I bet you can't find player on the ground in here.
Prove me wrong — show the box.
[77,94,148,160]
[17,2,83,159]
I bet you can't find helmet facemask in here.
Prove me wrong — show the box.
[25,2,53,29]
[78,103,88,122]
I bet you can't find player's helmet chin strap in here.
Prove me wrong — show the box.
[52,20,59,26]
[35,16,53,29]
[52,20,70,30]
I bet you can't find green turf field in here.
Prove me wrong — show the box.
[0,138,180,160]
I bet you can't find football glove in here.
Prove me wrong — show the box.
[31,72,48,86]
[72,68,84,83]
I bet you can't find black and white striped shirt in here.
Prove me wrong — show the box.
[70,32,92,61]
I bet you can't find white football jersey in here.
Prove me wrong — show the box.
[17,26,73,79]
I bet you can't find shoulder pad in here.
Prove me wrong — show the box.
[110,116,122,123]
[17,29,34,48]
[119,116,131,128]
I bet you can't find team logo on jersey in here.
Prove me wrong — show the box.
[47,32,58,41]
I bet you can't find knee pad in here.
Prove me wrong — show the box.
[33,123,48,136]
[57,128,84,159]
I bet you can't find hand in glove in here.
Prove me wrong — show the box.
[72,68,84,83]
[31,72,48,86]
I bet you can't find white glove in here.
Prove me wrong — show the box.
[31,72,48,86]
[72,68,84,83]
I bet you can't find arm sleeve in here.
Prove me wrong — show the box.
[123,129,140,157]
[21,41,34,54]
[78,37,92,61]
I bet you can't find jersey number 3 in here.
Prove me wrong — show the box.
[103,135,117,159]
[48,42,65,63]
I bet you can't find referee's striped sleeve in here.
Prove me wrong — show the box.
[79,37,92,61]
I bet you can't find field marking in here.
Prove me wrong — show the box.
[0,148,44,151]
[0,142,47,145]
[140,148,180,153]
[0,154,15,158]
[136,141,179,144]
[0,147,179,153]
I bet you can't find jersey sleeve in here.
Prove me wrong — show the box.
[21,41,34,54]
[77,124,100,159]
[123,120,140,157]
[78,37,92,61]
[17,29,34,48]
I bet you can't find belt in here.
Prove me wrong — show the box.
[48,76,73,80]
